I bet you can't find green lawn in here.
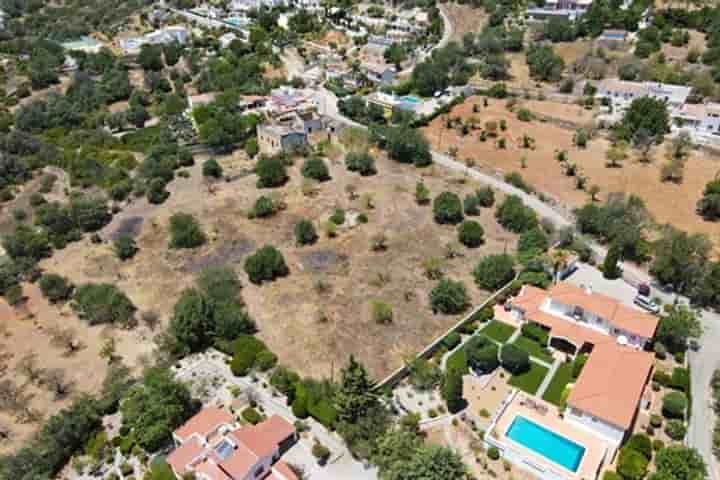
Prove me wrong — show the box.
[482,320,517,344]
[513,335,554,364]
[508,362,549,395]
[542,362,574,406]
[446,344,468,374]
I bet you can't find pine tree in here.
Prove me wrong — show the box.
[603,243,622,280]
[335,355,378,424]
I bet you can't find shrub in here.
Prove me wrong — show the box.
[292,397,309,418]
[617,446,649,480]
[476,186,495,207]
[202,158,223,178]
[329,208,346,225]
[429,279,469,314]
[463,194,480,216]
[294,220,318,246]
[500,344,530,374]
[467,336,499,373]
[38,274,73,303]
[518,228,549,256]
[415,181,430,205]
[255,350,278,371]
[256,156,288,188]
[653,370,672,387]
[231,350,255,376]
[473,254,516,290]
[244,245,289,284]
[626,433,652,460]
[650,414,663,428]
[113,234,138,261]
[664,419,686,440]
[72,283,136,326]
[521,323,549,345]
[301,157,330,182]
[495,195,538,233]
[251,196,275,218]
[312,442,331,465]
[345,151,376,176]
[242,407,263,425]
[488,446,500,460]
[670,367,690,394]
[458,220,485,248]
[433,192,464,225]
[662,391,687,419]
[370,300,393,324]
[652,439,665,451]
[441,366,465,413]
[602,472,622,480]
[504,172,533,194]
[443,331,462,350]
[654,342,667,359]
[169,213,206,249]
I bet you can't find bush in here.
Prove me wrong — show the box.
[301,157,330,182]
[429,279,469,314]
[242,407,263,425]
[169,213,206,249]
[654,342,667,359]
[670,367,690,394]
[113,234,138,261]
[312,442,331,465]
[463,194,480,216]
[602,472,622,480]
[473,254,516,290]
[256,156,288,188]
[72,283,136,326]
[653,370,672,387]
[467,336,499,373]
[255,350,278,371]
[244,245,289,284]
[664,419,686,440]
[294,220,318,246]
[488,446,500,460]
[521,323,548,345]
[329,208,346,225]
[518,228,549,256]
[370,300,393,324]
[443,332,462,350]
[495,195,538,233]
[433,192,464,225]
[231,350,255,376]
[292,397,309,418]
[500,344,530,374]
[202,158,223,178]
[38,273,73,303]
[476,186,495,207]
[345,151,376,176]
[662,391,687,419]
[617,446,649,480]
[650,414,663,428]
[458,220,484,248]
[251,196,275,218]
[626,433,652,460]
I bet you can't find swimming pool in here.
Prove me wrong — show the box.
[505,416,586,472]
[400,95,421,104]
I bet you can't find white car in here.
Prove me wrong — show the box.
[634,295,660,314]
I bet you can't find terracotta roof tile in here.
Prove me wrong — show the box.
[195,460,233,480]
[174,407,234,442]
[218,442,259,478]
[567,343,654,429]
[230,415,295,458]
[166,437,204,476]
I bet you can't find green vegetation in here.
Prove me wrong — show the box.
[473,254,516,291]
[500,343,530,374]
[301,157,331,182]
[466,335,499,374]
[495,195,538,233]
[458,220,484,248]
[512,335,553,363]
[255,156,288,188]
[433,192,464,225]
[542,362,574,406]
[72,283,136,326]
[294,219,318,246]
[244,245,289,284]
[383,124,432,167]
[482,320,516,344]
[113,234,138,261]
[429,279,469,314]
[508,362,548,395]
[168,213,206,249]
[38,273,74,303]
[345,151,377,176]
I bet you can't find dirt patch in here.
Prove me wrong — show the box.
[421,95,720,252]
[441,3,488,44]
[299,248,349,273]
[109,216,144,241]
[183,239,256,274]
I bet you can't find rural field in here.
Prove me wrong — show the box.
[0,138,518,451]
[422,96,720,250]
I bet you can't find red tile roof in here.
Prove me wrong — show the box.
[230,415,295,458]
[174,407,234,442]
[567,343,654,429]
[513,283,658,339]
[166,437,204,476]
[218,442,259,479]
[195,460,233,480]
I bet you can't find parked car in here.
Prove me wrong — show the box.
[637,283,651,297]
[634,295,660,314]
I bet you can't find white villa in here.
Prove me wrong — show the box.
[526,0,593,21]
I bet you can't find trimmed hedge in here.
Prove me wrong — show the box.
[662,391,687,419]
[501,343,530,375]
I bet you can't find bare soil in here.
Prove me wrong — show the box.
[421,96,720,252]
[441,3,488,44]
[0,143,517,451]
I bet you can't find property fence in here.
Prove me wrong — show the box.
[374,278,518,390]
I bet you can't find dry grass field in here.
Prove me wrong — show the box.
[441,3,488,44]
[0,140,518,451]
[421,96,720,251]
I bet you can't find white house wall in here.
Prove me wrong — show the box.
[565,407,625,446]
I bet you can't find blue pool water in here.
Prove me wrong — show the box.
[506,416,586,472]
[400,95,420,104]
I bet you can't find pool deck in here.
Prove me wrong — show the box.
[487,391,610,480]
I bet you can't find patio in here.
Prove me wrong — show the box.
[486,391,611,480]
